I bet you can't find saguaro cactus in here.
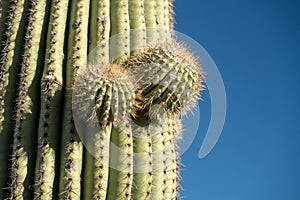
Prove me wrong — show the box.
[0,0,203,199]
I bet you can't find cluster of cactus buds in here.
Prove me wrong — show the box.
[0,0,203,199]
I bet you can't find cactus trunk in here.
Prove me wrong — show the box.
[0,0,203,199]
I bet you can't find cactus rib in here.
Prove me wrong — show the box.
[82,1,111,198]
[128,0,146,51]
[8,0,47,199]
[131,114,153,200]
[0,0,28,198]
[107,122,133,200]
[58,0,89,199]
[89,0,110,65]
[143,0,158,45]
[34,0,69,199]
[110,0,130,61]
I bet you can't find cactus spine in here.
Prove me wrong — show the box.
[0,0,203,199]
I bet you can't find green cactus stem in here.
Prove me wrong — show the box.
[110,0,130,62]
[147,109,174,199]
[131,112,153,200]
[0,0,203,199]
[90,123,112,200]
[58,0,89,199]
[161,117,181,199]
[163,0,172,39]
[143,0,158,45]
[128,0,146,52]
[89,0,110,65]
[74,64,136,199]
[106,122,133,200]
[0,0,29,198]
[34,0,69,199]
[8,0,48,199]
[155,0,166,40]
[82,1,111,199]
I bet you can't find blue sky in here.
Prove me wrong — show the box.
[174,0,300,199]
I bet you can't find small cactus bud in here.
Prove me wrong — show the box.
[127,40,204,114]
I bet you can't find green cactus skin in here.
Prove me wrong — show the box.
[155,0,166,40]
[143,0,158,45]
[107,122,133,200]
[89,0,110,65]
[58,0,89,199]
[149,110,177,200]
[8,0,48,199]
[131,120,153,200]
[128,0,146,52]
[0,0,203,199]
[83,1,111,199]
[0,0,29,198]
[162,117,181,200]
[110,0,130,62]
[34,0,69,199]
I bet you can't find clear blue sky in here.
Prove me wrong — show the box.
[174,0,300,199]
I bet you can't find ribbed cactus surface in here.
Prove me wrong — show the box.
[0,0,203,199]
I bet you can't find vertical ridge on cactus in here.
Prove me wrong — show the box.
[131,119,153,200]
[34,0,69,199]
[107,122,133,200]
[58,0,89,199]
[163,116,181,199]
[155,0,166,40]
[163,0,172,39]
[83,1,111,199]
[0,0,29,198]
[0,0,204,199]
[89,0,110,64]
[128,0,146,52]
[109,0,130,61]
[8,0,48,199]
[143,0,158,44]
